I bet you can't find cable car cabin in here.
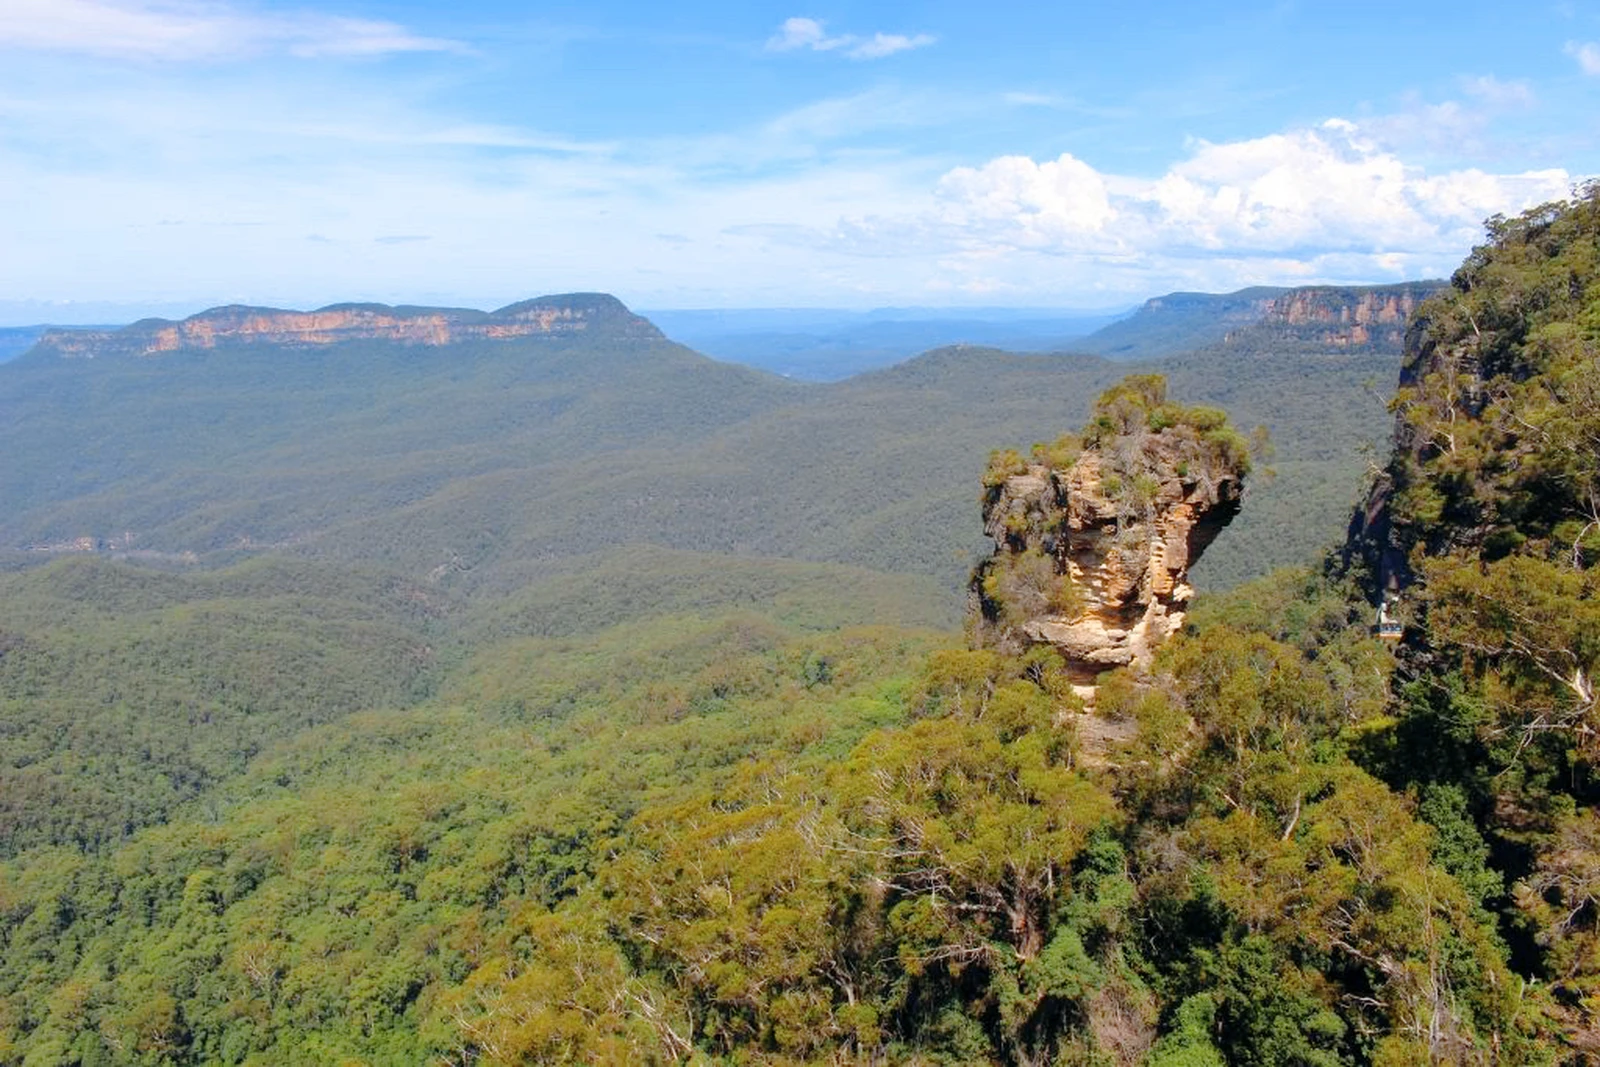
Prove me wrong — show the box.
[1375,600,1403,640]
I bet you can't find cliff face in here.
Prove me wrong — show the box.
[1345,193,1600,600]
[33,294,662,358]
[1256,283,1435,350]
[972,378,1248,686]
[1347,278,1553,595]
[1078,281,1442,361]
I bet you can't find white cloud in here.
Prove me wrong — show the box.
[1003,92,1064,108]
[760,86,958,142]
[0,48,1581,312]
[0,67,946,310]
[847,33,936,60]
[925,122,1570,263]
[1354,97,1494,158]
[768,16,828,50]
[766,17,934,60]
[765,120,1577,298]
[938,153,1115,242]
[1567,40,1600,75]
[1460,75,1535,109]
[0,0,465,61]
[1311,81,1535,164]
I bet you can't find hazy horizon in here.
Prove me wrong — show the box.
[2,1,1593,315]
[0,282,1434,329]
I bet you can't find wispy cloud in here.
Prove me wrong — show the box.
[999,91,1132,122]
[1357,98,1484,155]
[1349,79,1541,160]
[766,17,934,61]
[1459,75,1535,109]
[0,25,1582,312]
[1566,40,1600,75]
[1003,92,1065,108]
[0,0,467,62]
[760,86,960,142]
[633,85,978,178]
[255,121,613,154]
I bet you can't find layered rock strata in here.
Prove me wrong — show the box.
[973,429,1243,686]
[32,293,661,358]
[1256,283,1435,350]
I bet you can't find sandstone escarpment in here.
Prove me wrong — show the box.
[33,293,662,358]
[1084,281,1443,361]
[1257,283,1436,350]
[972,376,1249,685]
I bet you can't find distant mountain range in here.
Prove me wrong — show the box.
[1071,281,1443,360]
[0,277,1425,968]
[0,325,101,364]
[30,293,660,358]
[1,284,1428,599]
[4,185,1593,1067]
[641,306,1128,380]
[644,283,1442,377]
[8,280,1443,375]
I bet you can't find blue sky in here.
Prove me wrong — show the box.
[1,0,1595,320]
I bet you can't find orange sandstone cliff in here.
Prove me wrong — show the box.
[32,294,662,358]
[971,376,1250,687]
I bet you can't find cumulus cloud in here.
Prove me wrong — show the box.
[641,116,1577,301]
[1331,79,1535,161]
[766,17,934,60]
[791,120,1574,296]
[938,153,1115,242]
[0,0,466,61]
[1567,40,1600,75]
[931,122,1569,259]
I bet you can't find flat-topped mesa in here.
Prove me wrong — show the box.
[32,293,662,358]
[1255,282,1438,350]
[971,375,1251,685]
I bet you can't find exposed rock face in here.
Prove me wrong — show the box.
[1091,281,1443,361]
[32,293,662,358]
[1256,283,1435,350]
[973,400,1246,685]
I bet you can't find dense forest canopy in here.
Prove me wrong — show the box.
[3,189,1600,1064]
[0,289,1403,596]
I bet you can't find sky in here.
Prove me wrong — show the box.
[0,0,1596,321]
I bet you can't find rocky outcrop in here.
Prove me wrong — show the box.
[972,378,1247,686]
[1255,283,1437,350]
[32,294,662,358]
[1079,281,1442,361]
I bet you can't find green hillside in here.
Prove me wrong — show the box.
[0,294,1396,869]
[0,329,48,365]
[6,181,1600,1065]
[1072,286,1290,359]
[4,234,1558,1064]
[0,556,452,857]
[0,612,948,1065]
[642,307,1122,380]
[0,305,1393,596]
[0,286,1405,889]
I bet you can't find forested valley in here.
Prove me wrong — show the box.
[3,187,1600,1065]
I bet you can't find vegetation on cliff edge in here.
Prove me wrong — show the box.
[4,192,1600,1064]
